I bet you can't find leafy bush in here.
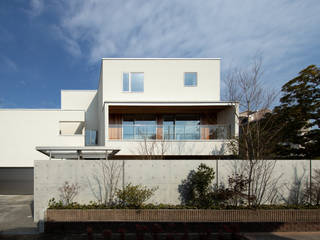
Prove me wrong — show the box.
[47,198,320,210]
[179,163,216,208]
[116,184,158,207]
[179,164,257,208]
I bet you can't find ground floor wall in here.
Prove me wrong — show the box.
[34,159,320,222]
[0,109,85,167]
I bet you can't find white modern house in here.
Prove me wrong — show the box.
[0,58,238,194]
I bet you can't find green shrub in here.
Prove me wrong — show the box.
[47,198,320,210]
[116,184,158,208]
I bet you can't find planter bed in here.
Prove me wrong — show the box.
[46,209,320,223]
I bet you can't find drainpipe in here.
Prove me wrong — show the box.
[216,159,219,187]
[122,160,125,190]
[310,158,312,204]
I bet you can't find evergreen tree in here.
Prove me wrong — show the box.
[274,65,320,158]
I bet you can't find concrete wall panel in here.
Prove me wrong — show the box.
[34,159,320,222]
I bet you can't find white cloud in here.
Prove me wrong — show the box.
[55,0,320,89]
[51,25,82,57]
[29,0,44,17]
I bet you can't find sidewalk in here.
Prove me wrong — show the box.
[0,195,38,235]
[244,232,320,240]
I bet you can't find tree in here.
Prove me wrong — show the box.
[223,55,283,206]
[178,163,216,208]
[88,158,122,205]
[304,168,320,205]
[58,181,80,205]
[274,65,320,158]
[137,136,170,160]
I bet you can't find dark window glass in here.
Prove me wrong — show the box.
[85,130,97,146]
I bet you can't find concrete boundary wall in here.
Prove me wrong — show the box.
[34,159,320,222]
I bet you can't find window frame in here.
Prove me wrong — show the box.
[122,72,144,92]
[122,115,157,140]
[184,72,198,87]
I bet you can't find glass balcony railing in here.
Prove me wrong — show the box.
[108,124,231,140]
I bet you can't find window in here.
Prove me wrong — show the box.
[123,115,156,139]
[175,115,200,140]
[163,114,200,140]
[184,72,197,87]
[122,72,144,92]
[85,130,97,146]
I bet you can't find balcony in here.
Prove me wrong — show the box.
[108,124,231,140]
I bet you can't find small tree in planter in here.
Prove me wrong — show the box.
[116,183,158,208]
[58,181,80,205]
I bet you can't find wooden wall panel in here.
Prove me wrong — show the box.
[109,114,122,139]
[201,113,217,140]
[156,116,163,140]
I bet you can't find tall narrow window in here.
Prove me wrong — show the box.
[122,72,144,92]
[184,72,197,87]
[163,115,175,139]
[123,73,129,91]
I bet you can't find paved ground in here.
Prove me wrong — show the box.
[244,232,320,240]
[1,195,320,239]
[0,195,38,235]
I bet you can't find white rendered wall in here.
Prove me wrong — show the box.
[102,59,220,102]
[97,68,106,146]
[61,90,98,131]
[217,104,239,138]
[107,140,232,155]
[0,110,85,167]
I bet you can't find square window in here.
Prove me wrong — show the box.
[122,72,144,92]
[184,72,197,87]
[131,73,144,92]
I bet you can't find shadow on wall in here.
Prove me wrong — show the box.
[86,160,123,205]
[178,170,196,205]
[281,166,307,205]
[211,143,228,155]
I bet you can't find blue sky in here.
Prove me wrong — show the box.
[0,0,319,108]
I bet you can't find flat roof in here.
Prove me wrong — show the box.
[102,58,221,60]
[105,101,238,106]
[61,89,97,92]
[0,109,84,112]
[36,146,120,160]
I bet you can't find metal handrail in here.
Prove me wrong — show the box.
[109,124,231,140]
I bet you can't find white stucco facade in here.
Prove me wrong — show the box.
[0,109,84,167]
[101,58,221,102]
[0,58,238,167]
